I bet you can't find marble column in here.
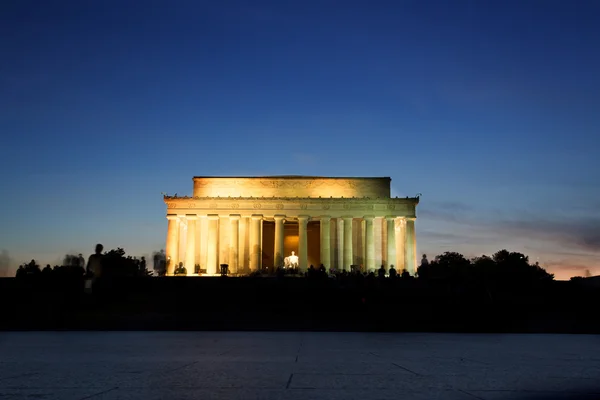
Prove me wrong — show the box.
[229,214,240,274]
[396,217,406,271]
[199,215,208,273]
[185,214,197,275]
[364,215,375,271]
[343,216,353,270]
[207,214,219,275]
[337,218,344,270]
[178,217,187,267]
[250,214,262,271]
[405,217,417,275]
[386,216,396,269]
[298,215,310,272]
[274,215,285,268]
[320,216,331,268]
[165,214,180,276]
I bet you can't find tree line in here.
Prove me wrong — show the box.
[13,247,565,285]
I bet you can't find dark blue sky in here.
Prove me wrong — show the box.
[1,0,599,279]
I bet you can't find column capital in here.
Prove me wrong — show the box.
[186,214,198,220]
[229,214,241,220]
[297,215,311,221]
[363,215,375,220]
[385,215,398,221]
[342,216,354,221]
[251,214,263,220]
[207,214,219,220]
[166,214,178,220]
[274,214,286,221]
[319,215,331,221]
[405,217,416,222]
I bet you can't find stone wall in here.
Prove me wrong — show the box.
[192,176,391,198]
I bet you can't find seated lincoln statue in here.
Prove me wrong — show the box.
[284,251,299,269]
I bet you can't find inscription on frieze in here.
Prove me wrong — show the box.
[300,204,308,210]
[209,203,218,209]
[275,203,284,210]
[166,203,176,208]
[188,202,195,208]
[254,203,262,209]
[231,203,239,209]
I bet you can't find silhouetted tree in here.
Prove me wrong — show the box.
[491,249,553,285]
[102,248,140,277]
[418,251,471,282]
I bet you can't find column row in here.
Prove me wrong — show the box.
[166,213,263,275]
[331,216,416,274]
[165,214,417,275]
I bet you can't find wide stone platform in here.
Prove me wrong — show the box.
[0,332,599,399]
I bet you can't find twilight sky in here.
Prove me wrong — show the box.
[1,0,599,279]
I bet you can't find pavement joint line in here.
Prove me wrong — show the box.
[457,389,486,400]
[286,373,294,389]
[391,362,420,376]
[168,361,198,373]
[78,386,119,400]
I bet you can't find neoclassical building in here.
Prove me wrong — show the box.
[163,176,419,276]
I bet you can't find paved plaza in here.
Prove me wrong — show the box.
[0,332,599,399]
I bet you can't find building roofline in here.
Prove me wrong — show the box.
[163,195,418,202]
[192,176,391,180]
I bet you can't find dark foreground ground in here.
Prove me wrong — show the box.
[1,331,599,400]
[1,276,599,333]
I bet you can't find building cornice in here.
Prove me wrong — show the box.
[164,196,419,203]
[163,196,418,218]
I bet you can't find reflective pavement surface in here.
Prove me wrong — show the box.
[0,332,599,399]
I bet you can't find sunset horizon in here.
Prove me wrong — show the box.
[2,1,599,280]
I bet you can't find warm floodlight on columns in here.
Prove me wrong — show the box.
[229,214,240,274]
[405,217,417,275]
[385,216,396,269]
[206,214,219,275]
[364,215,375,271]
[185,214,198,275]
[337,218,344,270]
[298,215,310,272]
[250,214,263,271]
[165,214,180,276]
[274,215,285,268]
[320,216,331,269]
[342,216,353,270]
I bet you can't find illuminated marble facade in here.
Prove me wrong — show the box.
[163,176,419,276]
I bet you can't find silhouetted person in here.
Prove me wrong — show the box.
[176,261,187,275]
[77,253,85,268]
[378,265,386,279]
[140,256,146,275]
[420,254,429,267]
[87,244,104,278]
[308,264,316,279]
[318,264,327,278]
[389,265,397,278]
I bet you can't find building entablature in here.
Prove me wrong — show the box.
[163,196,418,218]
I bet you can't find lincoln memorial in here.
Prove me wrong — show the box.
[163,176,419,276]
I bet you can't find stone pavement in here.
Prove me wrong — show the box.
[0,332,599,399]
